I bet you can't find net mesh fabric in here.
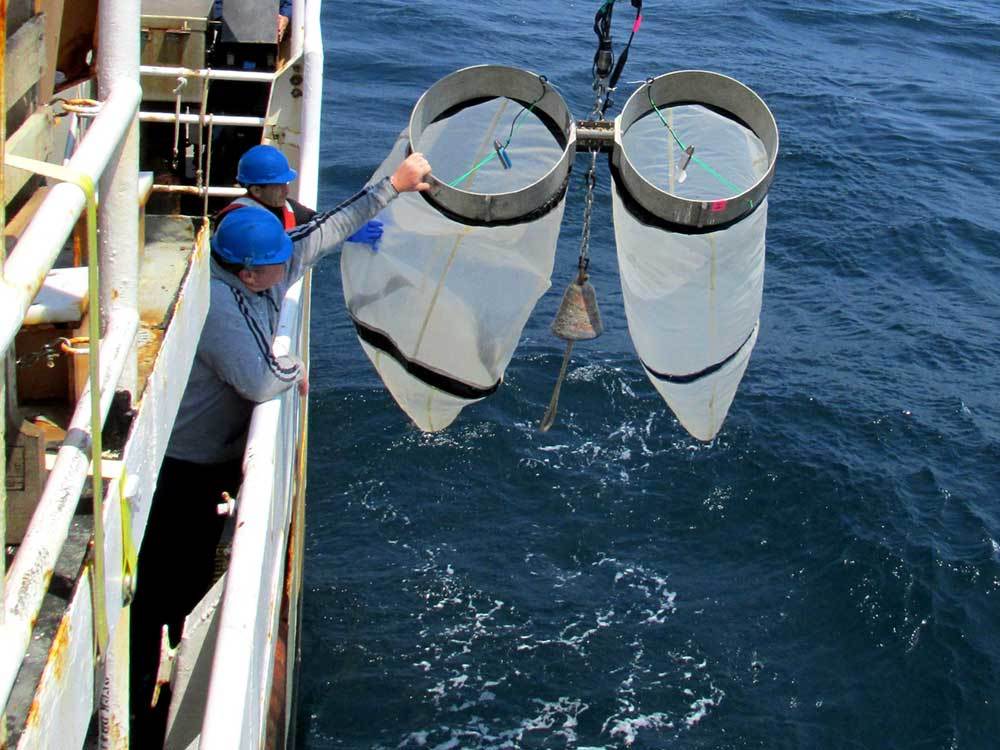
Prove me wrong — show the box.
[614,105,769,440]
[342,99,566,432]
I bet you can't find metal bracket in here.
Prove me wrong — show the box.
[151,624,178,708]
[575,120,615,152]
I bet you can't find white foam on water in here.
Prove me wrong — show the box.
[516,696,588,746]
[607,712,674,747]
[398,730,429,747]
[566,362,609,383]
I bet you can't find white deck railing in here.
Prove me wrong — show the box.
[200,0,322,744]
[2,0,320,743]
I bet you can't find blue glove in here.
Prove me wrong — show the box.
[347,219,384,251]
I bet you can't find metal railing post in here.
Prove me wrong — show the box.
[290,0,305,62]
[98,0,140,400]
[97,1,140,744]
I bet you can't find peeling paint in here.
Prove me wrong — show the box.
[136,324,164,387]
[25,698,40,729]
[49,616,71,682]
[15,554,53,617]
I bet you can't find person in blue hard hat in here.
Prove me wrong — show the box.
[217,143,384,248]
[130,150,431,746]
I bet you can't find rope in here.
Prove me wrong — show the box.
[646,85,744,195]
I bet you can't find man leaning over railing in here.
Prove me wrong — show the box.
[129,150,432,746]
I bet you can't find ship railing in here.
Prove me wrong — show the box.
[0,0,145,734]
[137,55,305,215]
[198,0,322,743]
[2,0,318,741]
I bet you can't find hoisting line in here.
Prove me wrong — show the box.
[541,0,640,431]
[593,0,644,117]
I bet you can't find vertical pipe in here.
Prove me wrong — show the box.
[96,0,139,744]
[97,0,140,398]
[1,0,8,650]
[99,605,131,748]
[289,0,304,64]
[297,0,322,206]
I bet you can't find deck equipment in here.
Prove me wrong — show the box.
[341,65,576,432]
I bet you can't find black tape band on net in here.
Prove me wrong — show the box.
[351,317,501,400]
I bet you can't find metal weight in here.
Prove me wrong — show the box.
[550,273,603,341]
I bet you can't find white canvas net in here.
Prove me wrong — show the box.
[342,98,567,431]
[613,104,769,440]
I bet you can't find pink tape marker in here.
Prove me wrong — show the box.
[710,199,728,212]
[633,15,643,33]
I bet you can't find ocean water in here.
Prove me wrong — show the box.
[297,1,1000,748]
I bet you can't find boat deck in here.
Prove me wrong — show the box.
[3,214,198,744]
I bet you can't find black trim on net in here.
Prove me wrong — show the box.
[608,156,765,235]
[420,171,571,228]
[641,100,756,136]
[641,327,755,384]
[430,96,569,149]
[351,317,500,400]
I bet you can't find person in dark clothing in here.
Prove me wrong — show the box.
[129,147,427,746]
[212,0,292,42]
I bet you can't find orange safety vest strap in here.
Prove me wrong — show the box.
[218,196,296,229]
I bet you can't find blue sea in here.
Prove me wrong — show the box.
[297,1,1000,747]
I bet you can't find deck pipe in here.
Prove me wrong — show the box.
[97,0,142,741]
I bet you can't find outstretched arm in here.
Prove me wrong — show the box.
[287,153,431,275]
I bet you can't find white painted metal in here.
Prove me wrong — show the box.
[13,569,97,749]
[152,184,246,198]
[164,575,226,750]
[139,111,266,128]
[98,0,141,400]
[200,393,300,748]
[8,228,211,748]
[22,267,89,325]
[290,0,305,62]
[0,310,138,711]
[0,83,141,362]
[140,65,277,83]
[125,228,212,550]
[298,0,323,207]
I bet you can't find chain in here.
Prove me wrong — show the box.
[576,150,600,278]
[590,84,608,121]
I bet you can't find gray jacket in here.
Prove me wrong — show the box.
[166,177,398,464]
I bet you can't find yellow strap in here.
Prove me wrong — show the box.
[5,153,107,657]
[119,471,138,597]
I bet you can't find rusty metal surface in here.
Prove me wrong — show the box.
[5,219,209,747]
[4,515,92,746]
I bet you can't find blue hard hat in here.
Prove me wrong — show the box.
[211,207,293,267]
[236,144,298,186]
